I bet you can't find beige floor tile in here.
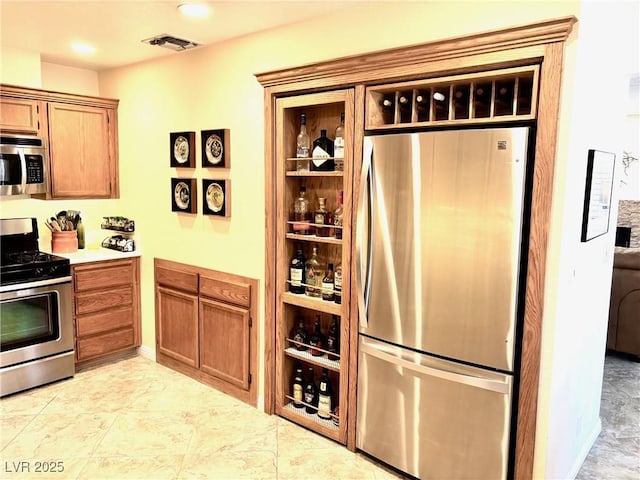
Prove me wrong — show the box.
[0,415,35,449]
[277,447,383,480]
[185,407,278,454]
[178,451,276,480]
[93,411,195,457]
[0,378,71,415]
[276,417,339,451]
[1,413,116,458]
[77,455,184,480]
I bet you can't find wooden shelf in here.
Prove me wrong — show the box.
[281,401,339,432]
[285,170,344,177]
[285,231,342,245]
[284,346,340,372]
[282,292,342,316]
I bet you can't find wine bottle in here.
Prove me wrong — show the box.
[289,248,305,294]
[291,318,308,351]
[76,214,85,249]
[293,185,311,235]
[333,262,342,305]
[317,368,333,419]
[398,94,412,123]
[296,113,310,171]
[292,367,304,408]
[415,92,430,122]
[473,83,491,118]
[326,315,339,358]
[303,367,317,414]
[334,112,345,172]
[311,129,334,171]
[321,263,335,302]
[309,315,325,356]
[304,246,322,297]
[334,190,343,240]
[314,197,329,237]
[381,96,395,124]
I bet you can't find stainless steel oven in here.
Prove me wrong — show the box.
[0,218,74,397]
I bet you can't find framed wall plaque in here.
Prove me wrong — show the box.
[202,179,230,217]
[170,131,196,167]
[171,177,197,213]
[201,129,230,168]
[581,149,616,242]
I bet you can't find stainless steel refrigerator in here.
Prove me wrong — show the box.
[355,127,531,480]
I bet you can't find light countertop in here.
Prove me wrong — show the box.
[45,247,141,264]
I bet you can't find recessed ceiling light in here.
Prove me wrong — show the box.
[177,3,211,18]
[71,43,96,55]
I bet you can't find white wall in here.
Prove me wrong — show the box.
[4,0,637,477]
[534,1,640,478]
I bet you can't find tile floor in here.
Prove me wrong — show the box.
[1,353,637,479]
[576,353,640,480]
[0,355,401,480]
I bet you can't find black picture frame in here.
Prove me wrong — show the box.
[170,131,196,168]
[202,179,230,217]
[201,129,230,168]
[171,177,197,213]
[581,149,616,242]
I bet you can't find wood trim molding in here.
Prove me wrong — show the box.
[0,83,119,108]
[255,16,576,88]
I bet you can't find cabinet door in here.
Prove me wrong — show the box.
[157,286,199,368]
[47,102,116,198]
[199,297,251,390]
[0,97,41,134]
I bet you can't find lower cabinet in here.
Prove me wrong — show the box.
[154,258,258,406]
[73,257,141,365]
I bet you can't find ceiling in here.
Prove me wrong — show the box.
[0,0,360,71]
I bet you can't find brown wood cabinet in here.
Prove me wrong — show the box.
[0,97,42,133]
[73,257,141,366]
[154,258,258,407]
[0,84,119,199]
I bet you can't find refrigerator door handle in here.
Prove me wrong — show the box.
[360,338,511,395]
[356,138,374,329]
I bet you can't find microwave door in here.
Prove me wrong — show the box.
[0,150,26,195]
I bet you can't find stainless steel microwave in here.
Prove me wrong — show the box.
[0,134,48,196]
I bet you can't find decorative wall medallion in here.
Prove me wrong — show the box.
[202,179,230,217]
[171,177,197,213]
[201,129,230,168]
[170,131,196,167]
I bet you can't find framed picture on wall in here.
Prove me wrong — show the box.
[581,149,616,242]
[170,131,196,167]
[202,179,230,217]
[171,177,197,213]
[201,129,230,168]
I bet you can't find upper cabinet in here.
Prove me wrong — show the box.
[0,84,120,199]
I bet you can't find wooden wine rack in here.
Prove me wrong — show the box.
[365,65,539,129]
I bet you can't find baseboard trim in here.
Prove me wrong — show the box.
[137,344,156,361]
[567,418,602,479]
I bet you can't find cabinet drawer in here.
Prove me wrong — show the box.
[75,286,132,315]
[77,328,134,362]
[156,266,198,294]
[200,275,251,308]
[76,307,134,337]
[74,260,134,292]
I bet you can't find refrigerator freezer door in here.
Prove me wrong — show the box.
[358,128,528,371]
[356,336,512,480]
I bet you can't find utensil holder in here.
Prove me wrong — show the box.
[52,231,78,253]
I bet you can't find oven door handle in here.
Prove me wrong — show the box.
[0,276,72,293]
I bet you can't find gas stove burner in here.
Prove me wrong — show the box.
[0,217,71,287]
[3,251,57,266]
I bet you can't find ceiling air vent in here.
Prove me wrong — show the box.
[142,34,200,52]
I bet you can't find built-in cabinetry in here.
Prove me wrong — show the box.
[72,257,141,366]
[273,90,354,444]
[0,84,119,199]
[154,258,258,406]
[258,16,575,478]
